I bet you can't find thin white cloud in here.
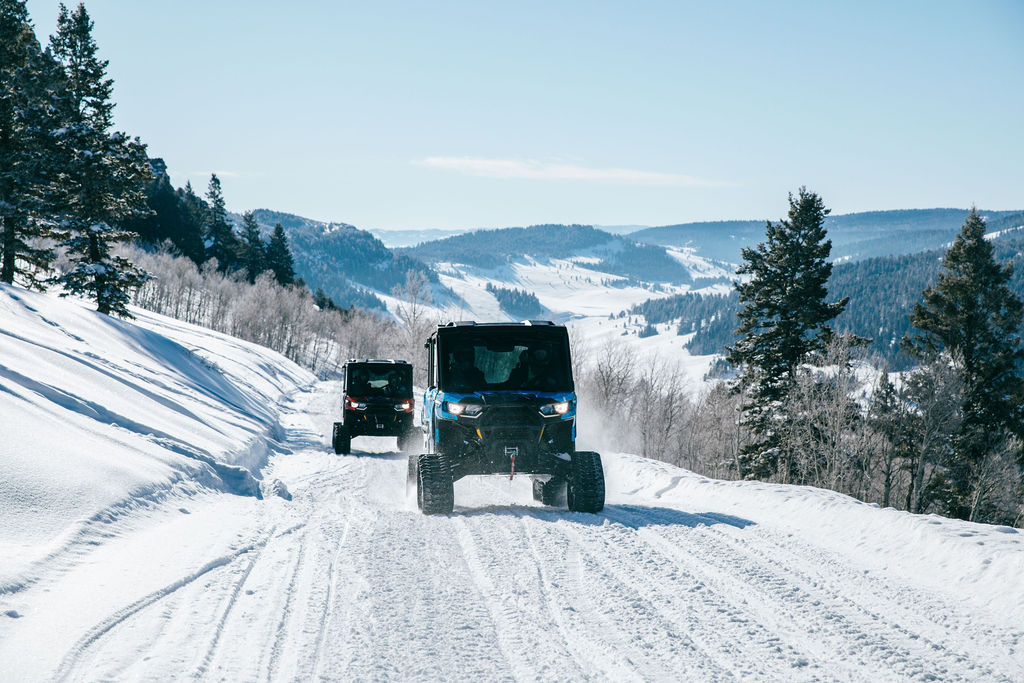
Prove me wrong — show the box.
[413,157,730,188]
[187,170,242,179]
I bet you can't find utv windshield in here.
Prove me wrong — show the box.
[439,328,572,393]
[346,363,413,398]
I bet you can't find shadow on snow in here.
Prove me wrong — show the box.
[455,502,755,531]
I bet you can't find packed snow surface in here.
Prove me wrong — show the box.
[2,286,1023,681]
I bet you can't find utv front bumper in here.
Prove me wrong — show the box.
[434,393,575,481]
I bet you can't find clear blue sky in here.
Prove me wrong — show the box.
[25,0,1024,230]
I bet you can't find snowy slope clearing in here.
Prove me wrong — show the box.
[421,257,722,388]
[2,287,1023,681]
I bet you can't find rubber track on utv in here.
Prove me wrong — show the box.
[417,453,454,514]
[332,423,350,455]
[567,451,605,513]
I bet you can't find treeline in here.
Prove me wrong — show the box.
[597,241,693,285]
[1,2,154,316]
[615,192,1024,527]
[630,212,1024,369]
[0,2,302,310]
[577,334,1022,527]
[127,245,392,378]
[631,208,1021,264]
[130,166,300,288]
[0,1,396,379]
[485,283,544,319]
[630,291,740,354]
[271,210,443,312]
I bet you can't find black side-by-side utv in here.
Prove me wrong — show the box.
[333,359,420,454]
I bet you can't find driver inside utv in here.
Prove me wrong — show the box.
[349,368,369,395]
[448,345,486,390]
[510,346,557,390]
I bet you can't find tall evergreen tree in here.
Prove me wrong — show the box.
[124,158,182,246]
[726,187,849,480]
[0,0,63,289]
[867,368,909,509]
[175,180,207,264]
[265,222,294,286]
[49,2,150,317]
[239,210,266,282]
[203,173,239,272]
[903,209,1024,521]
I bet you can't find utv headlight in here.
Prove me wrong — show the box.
[394,401,414,412]
[444,402,482,417]
[539,401,571,416]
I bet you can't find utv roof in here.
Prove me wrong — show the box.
[441,320,558,327]
[344,358,411,364]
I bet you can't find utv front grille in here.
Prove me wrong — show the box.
[479,406,541,428]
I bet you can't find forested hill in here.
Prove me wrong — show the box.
[245,209,448,311]
[632,212,1024,369]
[403,224,694,285]
[631,208,1024,264]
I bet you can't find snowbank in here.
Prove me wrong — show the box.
[604,452,1024,622]
[0,285,314,592]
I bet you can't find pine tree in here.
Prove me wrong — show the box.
[726,187,849,480]
[125,158,182,248]
[0,0,63,289]
[239,210,266,282]
[49,3,150,317]
[175,180,207,264]
[867,368,908,508]
[203,173,239,272]
[903,208,1024,520]
[265,222,294,286]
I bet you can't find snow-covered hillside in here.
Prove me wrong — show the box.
[0,285,314,594]
[2,287,1023,681]
[237,213,733,382]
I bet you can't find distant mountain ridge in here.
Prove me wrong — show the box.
[230,207,1024,329]
[403,223,698,285]
[631,208,1024,263]
[239,209,450,311]
[631,210,1024,369]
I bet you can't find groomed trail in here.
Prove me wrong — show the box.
[6,380,1024,682]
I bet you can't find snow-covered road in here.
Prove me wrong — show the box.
[5,379,1021,682]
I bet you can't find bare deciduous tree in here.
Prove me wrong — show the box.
[127,244,393,378]
[391,271,437,383]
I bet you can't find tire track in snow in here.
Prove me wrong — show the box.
[329,510,510,681]
[54,533,273,682]
[532,514,750,681]
[519,516,645,681]
[311,515,352,681]
[455,508,734,681]
[606,505,1013,682]
[452,516,542,682]
[727,521,1024,676]
[263,524,311,681]
[190,525,290,680]
[301,455,369,681]
[701,521,1022,681]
